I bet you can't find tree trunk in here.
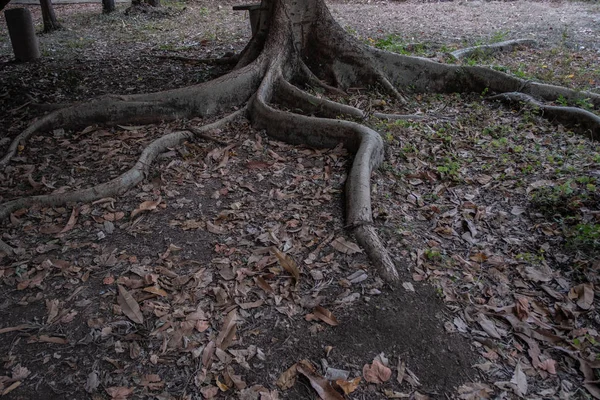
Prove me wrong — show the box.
[102,0,115,14]
[0,0,11,12]
[4,7,40,61]
[40,0,60,32]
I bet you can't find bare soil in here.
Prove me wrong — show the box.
[0,1,599,399]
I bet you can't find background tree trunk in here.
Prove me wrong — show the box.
[0,0,11,12]
[4,7,40,61]
[102,0,115,14]
[40,0,60,32]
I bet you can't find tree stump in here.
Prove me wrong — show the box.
[4,8,40,62]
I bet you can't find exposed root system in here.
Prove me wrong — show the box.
[1,0,598,282]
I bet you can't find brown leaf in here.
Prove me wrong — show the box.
[202,340,216,368]
[330,237,362,255]
[510,363,528,396]
[397,358,406,385]
[117,284,144,324]
[143,286,168,297]
[297,364,345,400]
[271,247,300,283]
[569,283,594,310]
[106,386,134,400]
[207,221,227,234]
[58,207,79,234]
[312,306,339,326]
[246,161,272,170]
[216,309,237,350]
[41,335,69,344]
[2,381,21,396]
[276,363,298,390]
[0,324,32,335]
[131,197,162,219]
[200,385,219,399]
[458,382,493,399]
[255,276,274,294]
[46,298,61,324]
[335,377,360,395]
[362,360,392,384]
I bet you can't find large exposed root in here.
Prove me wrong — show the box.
[250,66,400,281]
[1,63,264,167]
[275,79,439,121]
[449,38,536,61]
[0,109,245,254]
[488,92,600,139]
[366,47,600,133]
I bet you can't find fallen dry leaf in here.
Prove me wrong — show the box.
[362,359,392,384]
[216,309,237,350]
[58,207,79,234]
[510,363,528,396]
[143,286,168,297]
[272,247,300,283]
[335,377,360,395]
[105,386,133,400]
[131,197,162,219]
[276,363,298,390]
[311,306,339,326]
[297,363,344,400]
[117,284,144,324]
[569,283,594,310]
[330,237,362,254]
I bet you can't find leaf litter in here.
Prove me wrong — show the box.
[1,1,600,399]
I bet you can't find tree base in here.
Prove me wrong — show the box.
[1,0,599,283]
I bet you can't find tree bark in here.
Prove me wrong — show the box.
[102,0,115,14]
[40,0,60,32]
[4,7,40,61]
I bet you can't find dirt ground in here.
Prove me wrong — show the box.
[0,1,599,399]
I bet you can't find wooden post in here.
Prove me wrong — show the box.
[4,8,40,62]
[232,4,262,37]
[102,0,115,13]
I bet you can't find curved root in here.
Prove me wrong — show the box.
[0,109,245,254]
[488,92,600,139]
[274,79,436,121]
[250,67,400,281]
[1,63,264,167]
[449,38,536,61]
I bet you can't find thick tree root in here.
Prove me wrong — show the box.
[449,38,536,61]
[250,67,400,281]
[1,64,264,167]
[488,92,600,139]
[368,48,600,115]
[0,110,244,254]
[275,79,435,121]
